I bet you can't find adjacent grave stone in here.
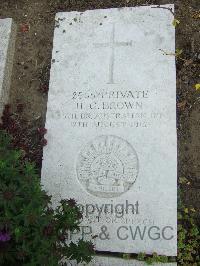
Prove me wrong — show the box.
[42,5,177,257]
[0,18,16,117]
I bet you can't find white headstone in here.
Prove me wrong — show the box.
[0,18,16,117]
[42,5,177,256]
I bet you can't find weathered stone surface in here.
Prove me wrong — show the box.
[0,18,16,117]
[42,5,177,256]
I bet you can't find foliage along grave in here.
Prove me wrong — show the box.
[0,129,94,265]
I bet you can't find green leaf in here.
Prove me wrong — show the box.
[175,49,183,57]
[195,83,200,91]
[172,19,180,27]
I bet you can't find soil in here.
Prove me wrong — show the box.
[0,0,199,223]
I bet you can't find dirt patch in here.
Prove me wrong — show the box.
[0,0,199,222]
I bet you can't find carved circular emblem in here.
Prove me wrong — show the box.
[76,135,139,198]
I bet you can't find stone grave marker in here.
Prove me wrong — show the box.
[42,5,177,258]
[0,18,16,117]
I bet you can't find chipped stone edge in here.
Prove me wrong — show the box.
[55,4,175,21]
[64,255,177,266]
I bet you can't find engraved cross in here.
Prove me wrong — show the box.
[94,24,132,84]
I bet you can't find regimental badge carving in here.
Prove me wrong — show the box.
[76,135,139,198]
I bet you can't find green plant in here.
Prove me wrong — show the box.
[0,130,94,265]
[136,252,169,264]
[177,186,200,265]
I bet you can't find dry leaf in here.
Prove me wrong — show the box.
[20,24,29,33]
[177,100,187,110]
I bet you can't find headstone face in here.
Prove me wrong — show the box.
[0,18,16,117]
[42,5,177,256]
